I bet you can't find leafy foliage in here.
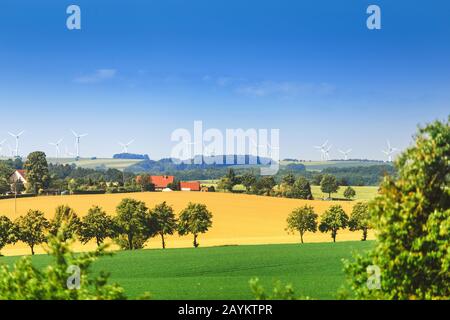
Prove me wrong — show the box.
[343,186,356,200]
[348,202,370,241]
[319,205,349,242]
[150,201,177,249]
[249,278,310,300]
[0,216,17,255]
[114,198,154,250]
[24,151,50,193]
[15,210,50,255]
[79,206,116,246]
[178,202,213,248]
[286,205,318,243]
[49,205,81,242]
[344,118,450,299]
[320,174,339,198]
[0,226,126,300]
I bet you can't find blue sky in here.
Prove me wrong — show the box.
[0,0,449,160]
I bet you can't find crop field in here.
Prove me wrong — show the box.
[47,158,143,170]
[0,192,374,256]
[0,241,374,299]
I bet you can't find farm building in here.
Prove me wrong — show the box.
[136,175,175,191]
[10,169,27,184]
[180,181,201,191]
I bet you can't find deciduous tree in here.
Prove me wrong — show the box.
[344,118,450,299]
[348,202,370,241]
[150,201,177,249]
[343,186,356,200]
[286,205,318,243]
[79,206,116,246]
[319,205,348,242]
[178,202,213,248]
[15,210,50,255]
[0,216,17,255]
[24,151,50,193]
[320,174,339,199]
[114,198,151,250]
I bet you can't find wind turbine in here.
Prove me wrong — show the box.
[338,148,352,160]
[324,144,332,161]
[49,139,63,159]
[382,140,398,162]
[0,139,6,156]
[71,130,88,159]
[314,140,329,161]
[118,139,135,153]
[8,130,25,157]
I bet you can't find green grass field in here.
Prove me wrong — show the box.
[311,186,378,201]
[0,241,374,299]
[200,180,379,202]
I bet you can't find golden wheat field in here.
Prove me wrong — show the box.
[0,192,374,256]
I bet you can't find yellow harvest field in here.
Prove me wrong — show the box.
[0,192,374,256]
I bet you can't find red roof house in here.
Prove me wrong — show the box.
[150,175,175,190]
[180,181,201,191]
[10,170,28,184]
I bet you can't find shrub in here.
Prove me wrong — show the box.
[344,118,450,299]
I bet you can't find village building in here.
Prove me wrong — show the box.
[180,181,201,191]
[9,169,27,185]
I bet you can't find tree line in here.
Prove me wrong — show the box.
[217,169,359,200]
[0,199,213,255]
[286,202,370,243]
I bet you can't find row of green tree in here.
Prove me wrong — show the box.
[217,169,358,200]
[286,203,370,243]
[0,199,213,255]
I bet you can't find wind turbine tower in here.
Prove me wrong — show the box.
[382,140,398,162]
[8,130,25,157]
[314,140,330,161]
[49,139,63,159]
[339,148,352,160]
[71,130,88,159]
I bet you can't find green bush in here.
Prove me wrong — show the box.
[0,226,126,300]
[344,118,450,299]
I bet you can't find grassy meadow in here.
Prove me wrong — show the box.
[0,241,374,299]
[310,186,378,201]
[0,192,374,256]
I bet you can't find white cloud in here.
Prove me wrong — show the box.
[74,69,117,84]
[236,81,336,97]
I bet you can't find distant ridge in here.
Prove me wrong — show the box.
[113,153,150,160]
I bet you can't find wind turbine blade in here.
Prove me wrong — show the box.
[80,133,88,137]
[71,130,78,137]
[127,139,135,145]
[8,132,15,138]
[347,149,352,153]
[17,131,25,137]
